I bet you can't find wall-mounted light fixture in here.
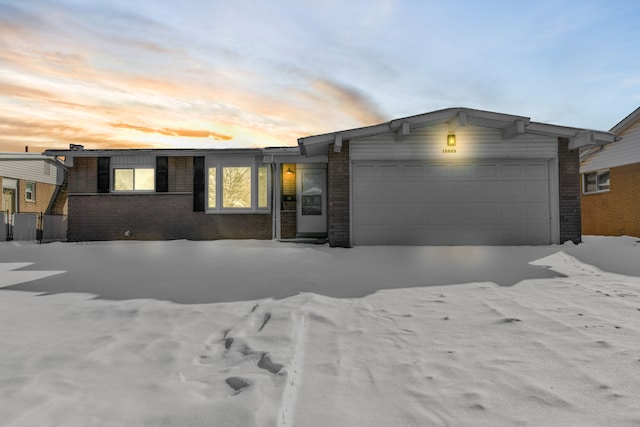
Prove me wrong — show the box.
[285,167,294,175]
[447,133,456,147]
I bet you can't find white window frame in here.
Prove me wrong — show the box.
[583,169,610,194]
[111,166,156,192]
[25,181,35,202]
[206,162,271,213]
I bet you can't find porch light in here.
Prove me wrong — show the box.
[286,167,294,175]
[447,133,456,146]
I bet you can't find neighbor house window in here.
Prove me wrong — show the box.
[113,167,155,191]
[207,164,269,212]
[25,182,35,201]
[583,170,610,194]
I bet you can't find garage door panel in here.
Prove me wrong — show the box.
[476,184,502,202]
[450,181,477,200]
[380,165,401,178]
[403,165,424,178]
[501,182,525,201]
[353,164,377,179]
[451,164,475,178]
[525,163,548,178]
[476,205,500,222]
[501,205,525,223]
[477,164,498,178]
[353,161,551,245]
[501,164,523,177]
[526,205,549,222]
[525,181,549,201]
[427,164,450,178]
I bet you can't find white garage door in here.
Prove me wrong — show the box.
[352,161,551,245]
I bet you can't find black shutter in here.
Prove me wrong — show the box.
[156,156,168,192]
[193,156,205,211]
[97,157,110,193]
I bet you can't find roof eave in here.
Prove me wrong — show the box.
[610,106,640,134]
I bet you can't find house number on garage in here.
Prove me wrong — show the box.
[442,148,456,153]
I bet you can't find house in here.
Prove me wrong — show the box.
[580,106,640,238]
[0,152,67,217]
[45,107,616,246]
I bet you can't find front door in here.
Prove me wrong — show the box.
[2,188,15,217]
[297,168,327,235]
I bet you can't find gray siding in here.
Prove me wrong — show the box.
[581,120,640,172]
[0,158,64,185]
[351,124,557,161]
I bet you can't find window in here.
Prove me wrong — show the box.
[25,182,35,201]
[113,168,155,191]
[223,167,252,208]
[583,170,610,194]
[207,164,269,212]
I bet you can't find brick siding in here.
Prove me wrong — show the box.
[280,211,296,239]
[558,137,582,243]
[17,180,57,214]
[65,156,272,241]
[581,162,640,238]
[327,141,350,247]
[67,194,272,241]
[69,157,97,193]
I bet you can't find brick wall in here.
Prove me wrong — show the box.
[17,180,57,214]
[65,155,272,241]
[168,157,192,192]
[581,162,640,238]
[327,141,350,247]
[280,211,296,239]
[69,157,97,193]
[67,194,272,241]
[558,137,581,243]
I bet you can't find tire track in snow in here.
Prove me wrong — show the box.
[278,311,306,427]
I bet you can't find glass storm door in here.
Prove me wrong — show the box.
[2,188,15,217]
[297,168,327,235]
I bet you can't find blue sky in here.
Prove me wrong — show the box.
[1,0,639,152]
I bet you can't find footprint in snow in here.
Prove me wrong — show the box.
[226,377,250,394]
[258,313,271,332]
[497,318,522,324]
[258,353,285,374]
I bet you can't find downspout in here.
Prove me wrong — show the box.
[273,162,281,240]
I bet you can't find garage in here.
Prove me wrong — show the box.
[298,107,617,247]
[352,160,552,245]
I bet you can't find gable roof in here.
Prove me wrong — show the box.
[298,107,617,156]
[581,106,640,172]
[610,106,640,134]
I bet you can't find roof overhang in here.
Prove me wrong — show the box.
[43,148,266,157]
[298,107,618,156]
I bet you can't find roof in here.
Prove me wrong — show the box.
[610,106,640,134]
[298,107,618,156]
[44,147,266,157]
[581,106,640,171]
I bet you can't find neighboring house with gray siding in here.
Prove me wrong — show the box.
[0,152,67,218]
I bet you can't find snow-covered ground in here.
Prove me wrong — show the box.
[1,237,640,426]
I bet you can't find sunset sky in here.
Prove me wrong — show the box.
[1,0,640,153]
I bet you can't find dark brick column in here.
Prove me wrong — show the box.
[328,141,350,247]
[558,137,581,243]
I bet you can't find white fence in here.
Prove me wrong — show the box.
[1,212,67,242]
